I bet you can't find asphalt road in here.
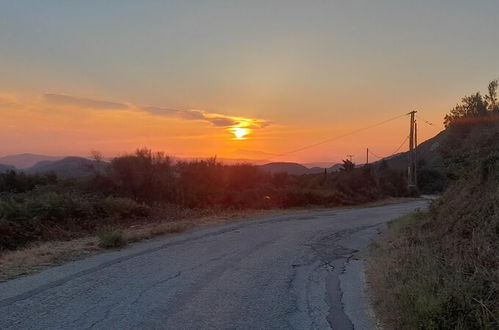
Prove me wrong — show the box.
[0,201,427,330]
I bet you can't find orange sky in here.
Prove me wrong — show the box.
[0,90,445,164]
[1,1,498,164]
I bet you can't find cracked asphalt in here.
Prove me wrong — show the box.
[0,201,426,329]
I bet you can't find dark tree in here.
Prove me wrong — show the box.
[444,80,498,127]
[340,159,355,172]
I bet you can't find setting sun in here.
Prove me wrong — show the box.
[229,127,250,140]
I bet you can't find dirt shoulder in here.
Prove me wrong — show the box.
[0,197,419,282]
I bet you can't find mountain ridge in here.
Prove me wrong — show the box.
[0,153,63,169]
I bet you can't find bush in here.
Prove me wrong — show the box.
[25,192,92,221]
[0,199,26,220]
[101,196,151,218]
[0,171,57,193]
[0,193,152,250]
[97,230,127,248]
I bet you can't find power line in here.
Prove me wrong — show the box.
[272,113,408,158]
[391,135,409,155]
[416,114,443,130]
[368,149,384,159]
[368,135,409,161]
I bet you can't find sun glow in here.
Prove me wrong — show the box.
[229,127,250,140]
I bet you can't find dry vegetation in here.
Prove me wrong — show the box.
[367,198,498,329]
[0,147,414,254]
[367,81,499,329]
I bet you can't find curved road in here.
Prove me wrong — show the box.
[0,201,426,329]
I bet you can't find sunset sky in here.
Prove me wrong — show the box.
[1,1,499,164]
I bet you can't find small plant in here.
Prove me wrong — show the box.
[102,196,151,218]
[97,230,127,248]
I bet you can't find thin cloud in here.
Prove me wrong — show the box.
[209,117,237,127]
[44,93,129,110]
[141,106,269,129]
[142,106,179,116]
[41,93,269,129]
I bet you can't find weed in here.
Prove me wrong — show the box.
[97,230,127,248]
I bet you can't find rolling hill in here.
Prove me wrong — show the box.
[258,162,310,175]
[0,163,16,173]
[258,162,343,175]
[25,157,108,177]
[0,153,63,169]
[257,131,445,176]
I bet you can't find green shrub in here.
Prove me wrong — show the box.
[25,192,92,220]
[0,171,57,193]
[101,196,151,217]
[97,230,127,248]
[0,199,25,220]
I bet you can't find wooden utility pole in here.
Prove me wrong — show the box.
[366,148,369,165]
[414,120,418,187]
[408,111,417,190]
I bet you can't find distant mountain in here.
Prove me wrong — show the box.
[259,162,310,175]
[25,157,108,177]
[329,163,344,172]
[259,162,343,175]
[215,149,277,165]
[218,157,268,165]
[0,163,15,173]
[308,163,343,173]
[308,167,328,174]
[303,162,336,168]
[227,149,277,159]
[0,153,63,169]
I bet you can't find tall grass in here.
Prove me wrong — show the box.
[367,178,498,329]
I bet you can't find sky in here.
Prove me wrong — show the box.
[1,0,498,164]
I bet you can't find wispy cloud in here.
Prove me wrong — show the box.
[42,93,270,129]
[141,106,269,128]
[44,93,129,110]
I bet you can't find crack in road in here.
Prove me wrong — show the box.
[130,271,182,306]
[308,224,381,330]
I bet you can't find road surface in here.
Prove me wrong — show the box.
[0,201,426,329]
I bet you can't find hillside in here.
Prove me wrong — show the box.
[259,131,446,179]
[0,163,15,173]
[373,130,446,171]
[367,81,499,329]
[25,157,107,177]
[259,162,342,175]
[258,162,310,175]
[0,153,63,169]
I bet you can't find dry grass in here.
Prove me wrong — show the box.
[0,237,101,282]
[366,200,499,329]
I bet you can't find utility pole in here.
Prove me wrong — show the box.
[366,148,369,165]
[414,120,418,188]
[408,110,417,191]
